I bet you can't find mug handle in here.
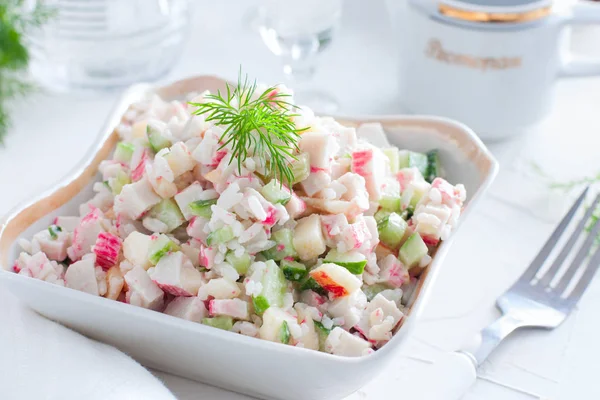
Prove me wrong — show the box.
[559,1,600,78]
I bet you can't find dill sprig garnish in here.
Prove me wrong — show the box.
[0,0,55,143]
[190,71,306,185]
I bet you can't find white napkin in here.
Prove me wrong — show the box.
[0,291,177,400]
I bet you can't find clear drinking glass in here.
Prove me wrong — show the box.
[257,0,342,113]
[27,0,190,92]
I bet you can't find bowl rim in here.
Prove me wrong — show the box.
[0,75,499,366]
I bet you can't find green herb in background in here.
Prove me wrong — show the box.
[0,0,54,143]
[531,162,600,239]
[531,161,600,191]
[190,69,307,186]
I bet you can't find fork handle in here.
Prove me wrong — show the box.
[466,313,524,365]
[414,314,524,400]
[411,352,477,400]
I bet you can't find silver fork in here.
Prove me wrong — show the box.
[417,187,600,400]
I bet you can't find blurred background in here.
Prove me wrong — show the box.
[2,1,600,399]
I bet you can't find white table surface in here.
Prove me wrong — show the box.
[2,1,600,399]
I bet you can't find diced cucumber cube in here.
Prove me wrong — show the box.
[103,180,111,190]
[252,260,287,315]
[401,185,426,210]
[324,249,367,275]
[379,195,401,212]
[398,150,428,177]
[383,147,400,174]
[261,179,292,205]
[111,170,131,195]
[399,232,428,269]
[380,179,400,212]
[252,296,270,315]
[281,259,308,281]
[202,316,234,331]
[262,228,297,261]
[374,209,392,223]
[188,199,217,218]
[362,283,390,301]
[279,320,291,344]
[378,212,408,250]
[290,153,310,184]
[299,275,327,296]
[149,198,185,232]
[426,149,441,183]
[114,142,135,163]
[206,225,235,246]
[146,124,172,153]
[314,321,331,351]
[148,234,180,265]
[226,251,251,275]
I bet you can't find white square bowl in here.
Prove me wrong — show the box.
[0,76,498,400]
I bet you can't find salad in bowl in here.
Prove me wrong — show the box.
[11,76,466,357]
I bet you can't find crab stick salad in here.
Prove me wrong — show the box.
[14,78,466,357]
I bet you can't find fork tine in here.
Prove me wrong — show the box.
[554,212,600,294]
[537,192,600,287]
[567,239,600,303]
[520,186,590,282]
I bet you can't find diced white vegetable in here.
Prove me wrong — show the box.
[123,231,153,270]
[327,289,368,330]
[336,172,370,211]
[105,266,124,300]
[124,266,165,310]
[301,171,331,197]
[293,214,326,260]
[65,256,99,296]
[355,293,404,342]
[181,242,201,268]
[17,252,65,286]
[149,252,203,296]
[114,177,161,219]
[320,117,357,157]
[186,216,209,244]
[298,129,339,170]
[174,182,205,220]
[164,142,195,177]
[145,163,178,199]
[294,304,319,350]
[259,307,297,342]
[34,229,70,262]
[209,298,249,320]
[164,297,207,322]
[325,327,372,357]
[285,193,306,220]
[197,278,241,300]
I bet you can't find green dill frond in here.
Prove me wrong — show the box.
[0,0,54,143]
[190,70,306,185]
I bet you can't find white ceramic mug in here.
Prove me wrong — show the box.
[397,0,600,141]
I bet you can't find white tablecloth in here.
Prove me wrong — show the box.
[2,1,600,399]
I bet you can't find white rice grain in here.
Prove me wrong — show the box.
[215,263,239,282]
[238,223,263,244]
[247,196,267,221]
[321,315,334,330]
[218,182,243,210]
